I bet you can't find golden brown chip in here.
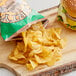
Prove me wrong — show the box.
[22,31,27,52]
[35,55,47,64]
[29,48,42,57]
[26,64,33,70]
[55,28,61,35]
[46,56,56,66]
[9,22,66,70]
[29,60,38,69]
[17,42,24,52]
[9,56,18,61]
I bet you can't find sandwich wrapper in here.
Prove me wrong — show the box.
[0,0,48,41]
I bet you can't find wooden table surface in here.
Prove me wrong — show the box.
[0,0,76,76]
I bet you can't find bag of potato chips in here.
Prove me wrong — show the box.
[0,0,48,41]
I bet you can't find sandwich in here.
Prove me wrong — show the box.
[58,0,76,30]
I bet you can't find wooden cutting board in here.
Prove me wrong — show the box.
[0,6,76,76]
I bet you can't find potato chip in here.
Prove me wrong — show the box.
[22,31,27,52]
[13,48,19,56]
[17,42,24,52]
[16,59,26,64]
[29,48,42,57]
[26,64,33,70]
[9,56,18,61]
[46,29,55,41]
[29,60,38,69]
[9,22,66,70]
[33,31,43,42]
[57,39,66,48]
[31,22,44,31]
[54,47,62,57]
[15,53,25,59]
[38,46,51,57]
[46,56,56,66]
[9,48,18,61]
[55,28,61,35]
[54,30,61,39]
[28,41,41,50]
[35,55,47,64]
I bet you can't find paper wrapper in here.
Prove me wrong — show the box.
[0,0,48,41]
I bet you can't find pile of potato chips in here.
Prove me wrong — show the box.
[9,22,66,70]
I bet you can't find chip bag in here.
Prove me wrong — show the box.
[0,0,48,41]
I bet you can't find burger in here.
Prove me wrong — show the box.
[58,0,76,30]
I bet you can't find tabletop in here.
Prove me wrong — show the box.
[0,0,76,76]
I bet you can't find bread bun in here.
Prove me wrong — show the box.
[61,0,76,17]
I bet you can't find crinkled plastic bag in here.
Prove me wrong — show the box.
[0,0,48,41]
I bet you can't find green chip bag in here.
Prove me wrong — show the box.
[0,0,48,41]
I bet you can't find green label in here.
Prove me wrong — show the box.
[1,10,44,40]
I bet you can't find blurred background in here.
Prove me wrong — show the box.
[0,0,76,76]
[27,0,60,11]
